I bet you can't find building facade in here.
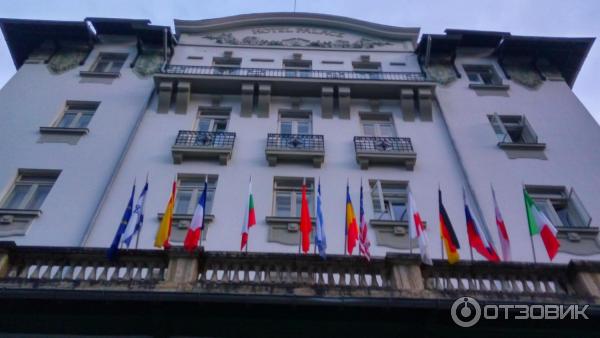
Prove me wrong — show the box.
[0,13,598,263]
[1,12,600,336]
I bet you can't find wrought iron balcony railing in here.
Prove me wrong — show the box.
[354,136,414,153]
[162,64,428,82]
[265,134,325,168]
[174,130,236,148]
[172,130,236,165]
[266,133,324,151]
[354,136,417,170]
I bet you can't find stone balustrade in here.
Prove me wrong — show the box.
[0,241,599,305]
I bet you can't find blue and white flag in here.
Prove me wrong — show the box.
[315,178,327,259]
[122,179,148,248]
[107,182,136,261]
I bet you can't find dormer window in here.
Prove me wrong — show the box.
[212,51,242,75]
[283,53,312,78]
[352,55,381,71]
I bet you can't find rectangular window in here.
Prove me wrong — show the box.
[463,64,502,85]
[526,186,592,228]
[488,113,539,144]
[56,102,99,129]
[273,177,314,217]
[360,113,397,137]
[279,111,312,135]
[370,180,408,222]
[1,170,60,210]
[91,53,128,73]
[196,113,229,132]
[174,175,217,215]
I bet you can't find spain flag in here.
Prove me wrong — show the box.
[345,183,359,255]
[439,189,460,264]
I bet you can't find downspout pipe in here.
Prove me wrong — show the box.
[79,89,155,246]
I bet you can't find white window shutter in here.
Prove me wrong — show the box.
[568,188,592,227]
[520,116,539,144]
[491,113,511,143]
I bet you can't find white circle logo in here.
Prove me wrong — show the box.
[451,297,481,327]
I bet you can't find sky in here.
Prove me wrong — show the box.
[0,0,598,122]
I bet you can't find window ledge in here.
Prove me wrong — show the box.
[469,83,510,91]
[265,216,316,225]
[498,142,546,150]
[79,71,121,78]
[0,209,42,217]
[39,127,89,135]
[556,227,598,235]
[157,213,215,223]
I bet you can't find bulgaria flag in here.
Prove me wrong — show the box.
[240,177,256,251]
[154,180,176,249]
[183,180,207,253]
[523,189,560,260]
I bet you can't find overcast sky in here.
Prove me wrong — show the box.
[1,0,598,122]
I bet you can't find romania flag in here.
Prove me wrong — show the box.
[345,183,359,255]
[439,189,460,264]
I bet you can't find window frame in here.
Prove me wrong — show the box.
[360,113,397,137]
[272,177,315,218]
[90,53,128,74]
[369,180,408,222]
[174,175,218,215]
[463,64,503,86]
[54,101,100,129]
[278,110,312,135]
[526,185,592,228]
[488,113,540,145]
[0,170,60,211]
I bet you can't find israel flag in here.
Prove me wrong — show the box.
[122,179,148,248]
[315,178,327,259]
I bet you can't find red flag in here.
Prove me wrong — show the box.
[299,183,312,254]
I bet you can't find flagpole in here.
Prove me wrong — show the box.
[344,177,348,256]
[407,186,413,255]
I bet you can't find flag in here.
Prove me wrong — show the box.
[345,183,359,255]
[358,181,371,261]
[524,189,560,260]
[107,182,135,260]
[155,180,176,249]
[315,179,327,259]
[408,190,432,265]
[491,186,511,261]
[439,189,460,264]
[183,179,207,252]
[464,189,500,262]
[122,179,148,248]
[240,177,256,251]
[299,182,312,254]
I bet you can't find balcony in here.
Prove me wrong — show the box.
[171,130,235,165]
[0,242,599,335]
[162,65,428,82]
[265,134,325,168]
[353,136,417,170]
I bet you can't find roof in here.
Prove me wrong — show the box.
[416,29,594,88]
[0,18,93,69]
[0,17,174,69]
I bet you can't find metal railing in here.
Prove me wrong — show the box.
[162,65,429,82]
[266,133,324,152]
[174,130,236,149]
[354,136,414,153]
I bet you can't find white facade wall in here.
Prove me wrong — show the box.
[438,49,600,263]
[0,36,154,245]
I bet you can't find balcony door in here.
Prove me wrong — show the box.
[196,116,228,132]
[361,114,397,137]
[279,110,312,135]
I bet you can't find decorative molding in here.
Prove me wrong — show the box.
[202,32,393,49]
